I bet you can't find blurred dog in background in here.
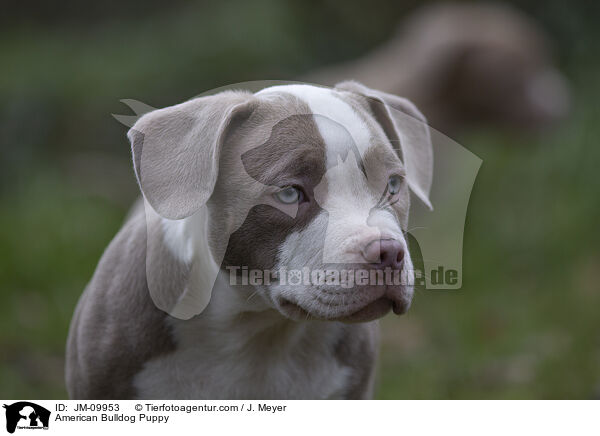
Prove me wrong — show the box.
[305,2,570,133]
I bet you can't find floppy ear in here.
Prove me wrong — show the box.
[128,91,257,219]
[335,81,433,210]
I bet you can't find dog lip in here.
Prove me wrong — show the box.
[392,298,410,315]
[276,282,413,322]
[279,297,394,323]
[277,294,409,323]
[386,284,412,315]
[337,297,393,323]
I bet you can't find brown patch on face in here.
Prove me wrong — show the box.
[222,113,328,272]
[361,143,406,188]
[362,144,409,220]
[241,114,325,187]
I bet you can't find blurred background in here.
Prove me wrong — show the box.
[0,0,598,399]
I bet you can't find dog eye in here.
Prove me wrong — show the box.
[274,186,303,204]
[388,175,403,195]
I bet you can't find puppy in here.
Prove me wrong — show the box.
[65,81,433,399]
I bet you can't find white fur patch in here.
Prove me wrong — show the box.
[147,202,220,319]
[133,274,352,399]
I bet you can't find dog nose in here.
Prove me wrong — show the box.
[362,239,405,269]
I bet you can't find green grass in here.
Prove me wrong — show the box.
[0,169,126,398]
[377,79,600,398]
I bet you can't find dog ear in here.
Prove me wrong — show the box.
[128,91,257,219]
[335,81,433,210]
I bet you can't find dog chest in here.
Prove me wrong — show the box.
[132,327,356,399]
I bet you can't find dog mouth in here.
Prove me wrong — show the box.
[339,296,410,322]
[277,286,412,323]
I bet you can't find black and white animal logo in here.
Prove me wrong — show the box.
[3,402,50,434]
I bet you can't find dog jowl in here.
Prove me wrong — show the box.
[66,81,433,399]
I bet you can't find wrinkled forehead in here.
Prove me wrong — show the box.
[234,85,401,187]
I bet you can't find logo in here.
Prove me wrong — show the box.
[3,402,50,434]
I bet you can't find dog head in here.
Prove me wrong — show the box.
[129,82,432,322]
